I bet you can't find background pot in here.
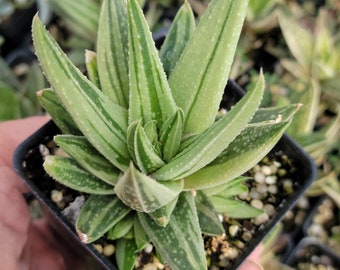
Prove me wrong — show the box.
[13,80,317,269]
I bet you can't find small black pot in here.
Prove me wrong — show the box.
[13,80,317,269]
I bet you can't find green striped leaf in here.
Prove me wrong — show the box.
[195,191,224,236]
[33,15,130,171]
[138,192,207,270]
[184,119,296,190]
[127,120,164,174]
[203,176,250,196]
[107,212,135,240]
[97,0,129,107]
[43,156,115,194]
[210,197,263,218]
[76,194,131,243]
[127,0,177,127]
[169,0,249,135]
[159,1,195,76]
[49,0,99,42]
[115,162,183,213]
[85,50,100,88]
[159,108,184,163]
[153,73,264,181]
[115,238,137,270]
[54,135,120,185]
[37,89,81,135]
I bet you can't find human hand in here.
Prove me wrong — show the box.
[0,116,71,270]
[238,244,264,270]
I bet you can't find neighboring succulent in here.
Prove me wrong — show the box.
[33,0,300,269]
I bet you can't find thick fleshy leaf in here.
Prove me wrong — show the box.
[33,15,130,171]
[37,89,82,135]
[153,73,264,181]
[159,1,195,76]
[43,156,115,194]
[115,238,137,270]
[85,50,100,88]
[148,196,178,227]
[107,212,135,240]
[133,215,150,251]
[127,0,177,127]
[54,135,120,185]
[278,12,314,72]
[138,192,207,270]
[97,0,129,107]
[195,191,224,236]
[127,121,164,174]
[159,108,184,163]
[115,162,183,213]
[48,0,99,41]
[203,176,250,196]
[184,104,300,190]
[169,0,249,134]
[210,197,263,218]
[76,194,131,243]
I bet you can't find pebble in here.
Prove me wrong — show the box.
[94,244,103,253]
[263,204,275,216]
[283,179,293,192]
[51,190,63,203]
[268,184,278,194]
[265,176,277,185]
[103,244,115,257]
[241,231,252,242]
[250,199,264,210]
[144,244,153,254]
[228,225,239,237]
[254,212,269,225]
[254,172,265,184]
[256,184,268,194]
[261,165,272,175]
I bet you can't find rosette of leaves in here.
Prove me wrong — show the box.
[32,0,300,269]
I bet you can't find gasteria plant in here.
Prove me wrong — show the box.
[32,0,300,269]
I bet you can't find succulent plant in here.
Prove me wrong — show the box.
[32,0,300,269]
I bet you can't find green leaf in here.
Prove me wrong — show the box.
[133,215,150,251]
[115,238,137,270]
[37,89,82,135]
[76,194,131,243]
[115,162,183,213]
[43,156,115,194]
[48,0,99,42]
[127,0,177,127]
[127,120,164,174]
[203,176,250,196]
[85,50,100,88]
[0,56,20,89]
[278,12,314,72]
[169,0,249,134]
[33,15,130,171]
[138,192,207,270]
[159,1,195,76]
[210,197,263,218]
[153,73,264,181]
[184,104,299,190]
[148,196,178,227]
[159,108,184,163]
[107,212,135,240]
[0,82,20,121]
[195,191,224,236]
[54,135,120,185]
[97,0,129,107]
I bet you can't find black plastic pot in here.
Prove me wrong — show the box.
[13,80,317,270]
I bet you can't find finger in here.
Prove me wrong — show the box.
[237,244,263,270]
[0,116,50,168]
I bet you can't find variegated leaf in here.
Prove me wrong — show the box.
[127,120,164,174]
[148,196,178,227]
[183,109,298,190]
[97,0,129,107]
[153,73,264,181]
[76,194,131,243]
[115,238,138,270]
[159,108,184,163]
[37,89,82,135]
[169,0,249,134]
[54,135,120,185]
[203,176,250,196]
[138,192,206,270]
[33,15,130,171]
[195,191,224,236]
[43,156,115,194]
[127,0,177,127]
[159,1,195,76]
[115,162,183,213]
[210,197,263,218]
[85,50,100,88]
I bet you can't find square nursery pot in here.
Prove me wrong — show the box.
[13,80,317,270]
